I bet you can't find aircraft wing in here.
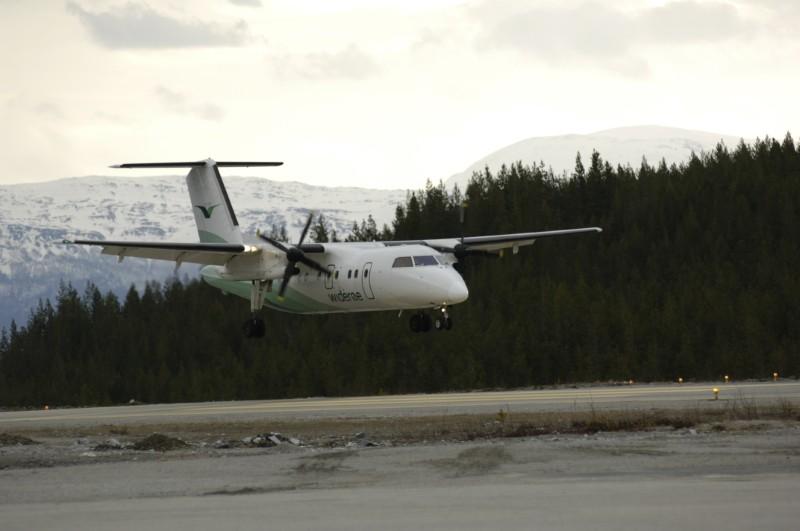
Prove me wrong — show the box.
[385,227,602,254]
[63,239,253,266]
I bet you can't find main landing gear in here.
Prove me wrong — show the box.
[409,308,453,333]
[243,317,265,338]
[244,280,269,338]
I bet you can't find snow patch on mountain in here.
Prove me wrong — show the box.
[446,126,744,191]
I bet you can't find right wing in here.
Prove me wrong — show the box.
[385,227,602,255]
[63,239,256,266]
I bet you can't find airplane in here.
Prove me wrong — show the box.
[64,159,602,338]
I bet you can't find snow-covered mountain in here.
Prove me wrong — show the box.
[0,175,406,327]
[447,126,744,190]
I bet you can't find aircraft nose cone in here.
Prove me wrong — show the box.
[447,281,469,304]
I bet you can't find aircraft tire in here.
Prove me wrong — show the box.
[420,313,432,332]
[244,317,266,338]
[409,314,421,333]
[254,318,266,338]
[445,317,453,330]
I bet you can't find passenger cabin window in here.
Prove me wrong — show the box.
[413,255,439,266]
[335,270,339,279]
[354,270,358,278]
[347,270,352,279]
[392,256,413,268]
[364,269,369,277]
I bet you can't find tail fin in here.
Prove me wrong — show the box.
[111,159,282,244]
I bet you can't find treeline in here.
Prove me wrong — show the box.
[2,135,799,406]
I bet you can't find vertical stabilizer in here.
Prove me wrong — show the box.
[186,163,243,244]
[110,160,282,244]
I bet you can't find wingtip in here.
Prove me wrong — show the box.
[109,164,122,169]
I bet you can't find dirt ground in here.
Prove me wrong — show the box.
[2,401,800,530]
[1,401,798,470]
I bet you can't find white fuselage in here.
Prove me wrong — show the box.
[201,243,469,314]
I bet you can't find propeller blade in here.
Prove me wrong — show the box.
[278,267,294,299]
[298,255,330,276]
[257,233,289,253]
[298,213,314,246]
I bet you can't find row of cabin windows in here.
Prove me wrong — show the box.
[392,255,440,268]
[314,268,370,279]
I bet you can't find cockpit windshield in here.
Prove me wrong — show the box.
[413,255,439,266]
[392,255,440,268]
[392,256,413,268]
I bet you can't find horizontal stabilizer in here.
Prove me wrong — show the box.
[110,160,283,169]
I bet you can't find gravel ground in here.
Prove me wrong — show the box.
[2,401,799,529]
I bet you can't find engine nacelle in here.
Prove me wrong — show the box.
[219,246,286,281]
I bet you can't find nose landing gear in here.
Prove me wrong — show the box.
[434,306,453,331]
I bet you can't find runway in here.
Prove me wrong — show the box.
[2,380,798,428]
[2,380,799,530]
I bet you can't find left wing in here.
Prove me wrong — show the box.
[385,227,602,255]
[63,239,255,265]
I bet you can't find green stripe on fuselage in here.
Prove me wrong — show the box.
[200,267,339,314]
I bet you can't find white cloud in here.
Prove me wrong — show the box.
[272,45,380,80]
[67,1,249,49]
[473,1,754,77]
[155,86,225,122]
[229,0,262,6]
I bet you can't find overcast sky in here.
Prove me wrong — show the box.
[2,0,799,188]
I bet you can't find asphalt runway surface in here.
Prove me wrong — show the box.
[2,380,799,530]
[2,380,799,428]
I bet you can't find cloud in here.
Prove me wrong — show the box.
[641,1,752,43]
[66,1,248,49]
[475,1,754,77]
[228,0,262,6]
[272,45,380,80]
[155,86,224,121]
[35,102,66,121]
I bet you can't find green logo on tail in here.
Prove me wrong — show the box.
[195,204,220,219]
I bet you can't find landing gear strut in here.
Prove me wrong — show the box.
[244,280,269,338]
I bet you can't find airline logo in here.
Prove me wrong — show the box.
[195,204,220,219]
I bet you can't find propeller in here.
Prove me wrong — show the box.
[258,213,330,300]
[447,201,498,267]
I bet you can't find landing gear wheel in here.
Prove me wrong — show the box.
[434,316,453,331]
[409,313,421,333]
[410,312,432,333]
[243,317,266,338]
[420,313,432,332]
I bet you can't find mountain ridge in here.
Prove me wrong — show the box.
[447,125,745,190]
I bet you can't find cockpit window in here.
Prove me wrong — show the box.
[392,256,413,268]
[413,255,439,266]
